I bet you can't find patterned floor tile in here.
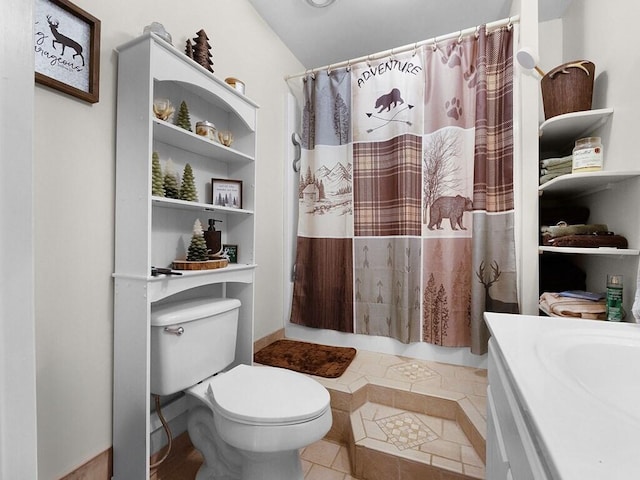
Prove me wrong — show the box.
[375,412,438,450]
[390,361,439,381]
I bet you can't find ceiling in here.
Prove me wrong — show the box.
[248,0,572,70]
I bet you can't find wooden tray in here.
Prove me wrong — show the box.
[172,259,228,270]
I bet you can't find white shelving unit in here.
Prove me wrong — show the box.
[538,109,640,300]
[112,33,258,480]
[539,108,613,151]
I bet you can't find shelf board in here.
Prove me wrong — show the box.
[114,264,257,303]
[148,264,257,301]
[538,170,640,196]
[153,119,254,163]
[152,196,254,215]
[539,246,639,256]
[539,108,613,151]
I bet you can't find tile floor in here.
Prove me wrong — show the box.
[155,347,488,479]
[296,348,488,479]
[301,439,356,480]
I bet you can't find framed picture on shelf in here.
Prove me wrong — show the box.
[223,244,238,263]
[212,178,242,209]
[34,0,101,103]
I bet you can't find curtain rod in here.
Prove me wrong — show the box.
[285,15,519,81]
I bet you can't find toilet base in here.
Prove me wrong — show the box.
[188,406,304,480]
[238,449,302,480]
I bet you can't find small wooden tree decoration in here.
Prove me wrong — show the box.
[187,219,209,261]
[163,158,180,199]
[175,101,192,132]
[179,163,198,202]
[192,29,213,73]
[152,152,164,197]
[185,38,194,60]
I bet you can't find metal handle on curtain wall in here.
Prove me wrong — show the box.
[292,132,301,172]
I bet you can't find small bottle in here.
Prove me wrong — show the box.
[606,274,623,321]
[572,137,603,173]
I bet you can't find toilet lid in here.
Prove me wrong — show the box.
[205,364,330,425]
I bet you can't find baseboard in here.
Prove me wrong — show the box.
[59,447,112,480]
[253,328,285,353]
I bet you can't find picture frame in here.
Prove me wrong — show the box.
[34,0,101,103]
[223,244,238,264]
[211,178,243,209]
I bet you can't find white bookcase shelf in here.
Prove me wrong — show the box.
[112,33,258,480]
[539,170,640,197]
[539,108,613,151]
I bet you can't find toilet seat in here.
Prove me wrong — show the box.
[189,364,330,426]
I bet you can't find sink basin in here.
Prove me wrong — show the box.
[537,326,640,422]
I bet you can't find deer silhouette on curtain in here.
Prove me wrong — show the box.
[291,25,518,355]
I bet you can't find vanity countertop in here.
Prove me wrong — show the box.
[486,313,640,480]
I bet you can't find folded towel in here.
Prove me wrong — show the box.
[539,292,606,320]
[540,165,572,175]
[543,223,609,237]
[540,155,573,168]
[539,172,567,184]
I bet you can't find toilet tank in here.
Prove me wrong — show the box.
[150,297,241,396]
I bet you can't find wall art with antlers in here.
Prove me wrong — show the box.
[34,0,101,103]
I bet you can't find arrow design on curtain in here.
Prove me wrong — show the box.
[365,104,415,133]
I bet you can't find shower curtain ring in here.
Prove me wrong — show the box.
[507,16,513,30]
[458,30,463,44]
[412,43,418,57]
[366,54,372,67]
[346,59,351,72]
[327,64,332,75]
[432,37,438,51]
[475,26,480,39]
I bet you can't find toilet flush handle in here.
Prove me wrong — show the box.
[164,326,184,336]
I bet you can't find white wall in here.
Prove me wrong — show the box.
[555,1,640,313]
[1,0,38,478]
[32,1,302,477]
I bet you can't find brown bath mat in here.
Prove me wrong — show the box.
[254,339,356,378]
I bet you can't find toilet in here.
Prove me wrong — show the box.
[150,297,332,480]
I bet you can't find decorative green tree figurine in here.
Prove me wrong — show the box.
[179,163,198,202]
[163,158,180,199]
[152,152,164,197]
[187,219,209,261]
[175,100,192,132]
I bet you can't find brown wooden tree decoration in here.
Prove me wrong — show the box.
[192,29,213,73]
[184,38,194,60]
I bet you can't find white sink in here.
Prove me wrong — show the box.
[536,326,640,422]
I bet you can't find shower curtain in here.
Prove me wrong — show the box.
[291,25,517,355]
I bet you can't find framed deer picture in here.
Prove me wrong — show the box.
[34,0,101,103]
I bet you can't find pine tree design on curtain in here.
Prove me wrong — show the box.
[291,68,354,333]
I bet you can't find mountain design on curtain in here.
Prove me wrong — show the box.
[291,26,517,354]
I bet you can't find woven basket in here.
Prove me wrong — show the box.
[541,60,595,119]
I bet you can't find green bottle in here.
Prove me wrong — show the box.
[606,274,623,321]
